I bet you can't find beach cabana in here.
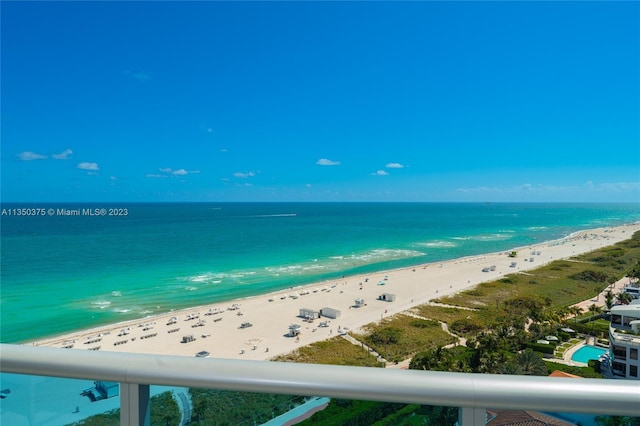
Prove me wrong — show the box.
[354,298,365,308]
[288,323,301,337]
[299,308,320,319]
[378,293,396,302]
[320,307,341,319]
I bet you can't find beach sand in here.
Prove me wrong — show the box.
[30,223,640,361]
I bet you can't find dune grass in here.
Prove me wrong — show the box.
[351,314,457,363]
[433,232,640,311]
[272,336,385,367]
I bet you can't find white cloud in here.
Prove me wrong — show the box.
[146,174,168,178]
[157,167,199,176]
[52,148,73,160]
[18,151,47,161]
[306,184,312,188]
[372,170,389,176]
[110,176,118,180]
[78,162,99,171]
[316,158,340,166]
[207,128,214,133]
[234,171,256,178]
[386,163,404,169]
[593,181,640,192]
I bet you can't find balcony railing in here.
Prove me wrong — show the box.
[1,344,639,425]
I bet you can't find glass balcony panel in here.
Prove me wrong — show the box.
[132,387,462,426]
[0,372,121,426]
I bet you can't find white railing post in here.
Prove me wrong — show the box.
[459,407,485,426]
[120,383,150,426]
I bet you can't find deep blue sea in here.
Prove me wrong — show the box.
[1,202,638,343]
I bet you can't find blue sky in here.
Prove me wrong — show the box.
[2,1,639,202]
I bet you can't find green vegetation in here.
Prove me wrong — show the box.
[67,391,180,426]
[411,304,477,325]
[544,361,603,379]
[296,399,458,426]
[435,232,640,311]
[190,389,303,425]
[272,336,384,366]
[67,411,119,426]
[353,314,457,363]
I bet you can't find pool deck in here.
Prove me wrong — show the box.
[562,343,589,366]
[558,338,608,367]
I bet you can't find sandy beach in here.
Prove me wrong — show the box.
[31,223,640,361]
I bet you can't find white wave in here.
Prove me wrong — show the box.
[346,249,425,264]
[472,234,514,242]
[182,270,258,285]
[266,265,304,274]
[453,233,513,242]
[185,286,198,291]
[185,272,225,284]
[91,300,111,309]
[527,226,548,231]
[111,291,122,297]
[416,240,457,248]
[113,308,131,313]
[189,274,213,283]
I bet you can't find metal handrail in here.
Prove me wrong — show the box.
[1,344,639,417]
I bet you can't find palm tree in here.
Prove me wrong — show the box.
[628,263,640,286]
[499,361,524,375]
[568,306,583,324]
[617,291,633,305]
[587,304,602,337]
[555,307,569,322]
[515,348,548,376]
[604,290,614,311]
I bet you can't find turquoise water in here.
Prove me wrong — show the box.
[1,202,639,343]
[570,345,608,363]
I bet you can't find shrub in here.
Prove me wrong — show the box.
[568,270,609,283]
[588,359,602,373]
[410,319,438,329]
[527,342,555,355]
[450,318,484,335]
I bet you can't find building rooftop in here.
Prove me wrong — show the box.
[548,371,581,379]
[610,302,640,319]
[486,410,575,426]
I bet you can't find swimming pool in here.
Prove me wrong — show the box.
[571,345,608,363]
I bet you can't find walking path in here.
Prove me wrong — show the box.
[571,276,634,313]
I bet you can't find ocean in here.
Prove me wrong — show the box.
[1,202,638,343]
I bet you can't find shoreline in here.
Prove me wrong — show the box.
[28,223,640,361]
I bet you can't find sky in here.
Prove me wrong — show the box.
[2,1,639,203]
